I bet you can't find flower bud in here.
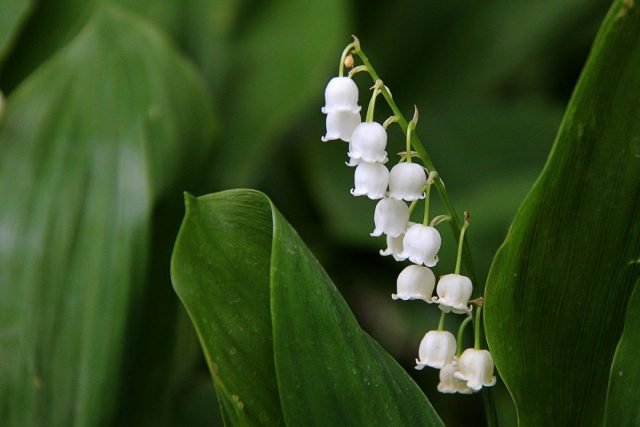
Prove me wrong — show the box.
[415,330,456,370]
[388,162,427,201]
[321,76,360,114]
[347,122,388,165]
[351,162,389,199]
[392,265,435,302]
[370,197,409,238]
[434,274,473,314]
[322,110,361,143]
[454,349,497,391]
[399,224,441,267]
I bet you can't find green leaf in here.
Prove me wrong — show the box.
[0,4,214,426]
[605,279,640,426]
[484,1,640,426]
[171,189,444,426]
[0,0,33,65]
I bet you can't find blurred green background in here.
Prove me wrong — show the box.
[0,0,613,425]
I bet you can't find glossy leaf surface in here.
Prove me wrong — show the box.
[171,189,444,426]
[484,1,640,425]
[0,4,214,425]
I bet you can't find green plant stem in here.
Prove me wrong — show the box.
[338,42,355,77]
[455,220,469,275]
[406,123,413,162]
[437,311,446,331]
[422,184,431,225]
[354,47,478,286]
[474,306,483,350]
[366,86,381,122]
[456,315,473,358]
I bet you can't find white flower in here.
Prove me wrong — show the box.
[434,274,473,314]
[351,162,389,199]
[321,76,360,114]
[454,349,497,391]
[379,222,414,260]
[370,198,409,238]
[438,361,473,394]
[388,162,427,201]
[415,330,456,370]
[321,110,361,142]
[399,224,441,267]
[392,265,435,302]
[347,122,388,165]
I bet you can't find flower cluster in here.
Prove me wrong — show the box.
[321,37,496,394]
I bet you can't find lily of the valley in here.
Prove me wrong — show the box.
[438,361,472,394]
[322,110,361,142]
[371,197,409,238]
[351,162,389,199]
[434,274,473,314]
[392,265,435,302]
[321,76,360,114]
[347,122,388,165]
[399,223,441,267]
[415,330,456,370]
[454,348,497,392]
[388,162,427,201]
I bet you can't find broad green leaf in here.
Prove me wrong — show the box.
[0,0,33,65]
[211,0,348,187]
[605,279,640,426]
[484,1,640,426]
[0,4,214,426]
[171,189,444,426]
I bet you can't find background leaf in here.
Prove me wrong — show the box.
[0,4,214,426]
[171,189,444,426]
[605,279,640,426]
[0,0,33,65]
[484,1,640,425]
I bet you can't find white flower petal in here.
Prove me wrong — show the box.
[388,162,427,201]
[454,349,497,392]
[392,265,435,302]
[347,122,388,165]
[399,224,441,267]
[321,76,360,114]
[351,162,389,200]
[322,110,361,142]
[435,274,473,314]
[371,198,409,237]
[415,330,456,370]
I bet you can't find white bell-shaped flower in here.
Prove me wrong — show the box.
[321,76,360,114]
[434,274,473,314]
[371,197,409,238]
[438,361,472,394]
[415,330,456,370]
[351,162,389,199]
[388,162,427,201]
[454,349,497,392]
[392,265,435,302]
[347,122,388,165]
[399,224,441,267]
[322,110,361,142]
[379,222,414,261]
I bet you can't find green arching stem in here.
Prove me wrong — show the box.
[422,184,432,225]
[366,85,382,123]
[353,46,478,286]
[338,42,356,77]
[437,311,446,331]
[456,315,474,358]
[474,306,483,350]
[405,123,414,163]
[455,217,470,275]
[408,199,419,216]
